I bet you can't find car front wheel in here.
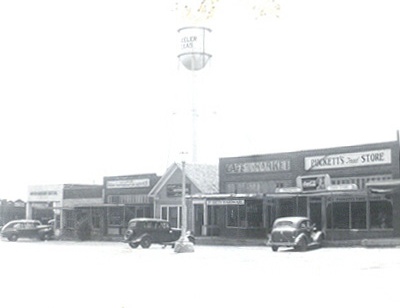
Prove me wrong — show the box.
[129,242,139,249]
[141,237,152,249]
[271,246,278,252]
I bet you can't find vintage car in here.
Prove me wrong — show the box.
[1,219,54,242]
[267,216,324,252]
[123,218,195,249]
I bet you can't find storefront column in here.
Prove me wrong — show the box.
[392,190,400,236]
[321,197,327,234]
[366,192,371,230]
[203,202,208,235]
[26,202,32,219]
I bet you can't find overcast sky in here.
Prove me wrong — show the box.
[1,0,400,200]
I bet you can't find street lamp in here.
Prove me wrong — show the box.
[174,159,195,253]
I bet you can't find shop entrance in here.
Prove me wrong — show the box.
[309,197,322,230]
[194,204,204,236]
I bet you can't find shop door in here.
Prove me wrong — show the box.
[309,197,322,230]
[194,205,204,236]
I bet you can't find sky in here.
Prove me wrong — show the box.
[1,0,400,200]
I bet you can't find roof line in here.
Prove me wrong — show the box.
[148,163,179,197]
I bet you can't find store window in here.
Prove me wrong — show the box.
[279,199,296,217]
[327,202,369,230]
[226,201,263,228]
[108,207,123,226]
[107,195,120,204]
[227,205,239,227]
[247,201,263,228]
[370,201,392,229]
[297,197,308,217]
[351,202,366,229]
[125,207,135,225]
[160,206,182,228]
[332,202,350,229]
[64,210,74,229]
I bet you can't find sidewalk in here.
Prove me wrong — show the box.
[196,236,266,247]
[196,236,400,248]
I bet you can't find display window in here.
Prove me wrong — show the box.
[370,201,393,229]
[326,200,392,230]
[226,201,263,228]
[161,206,182,228]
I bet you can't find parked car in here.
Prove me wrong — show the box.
[1,219,53,242]
[123,218,195,249]
[267,216,324,252]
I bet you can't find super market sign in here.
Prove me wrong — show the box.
[305,149,392,171]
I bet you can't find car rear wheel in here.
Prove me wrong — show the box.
[8,234,18,242]
[129,242,139,249]
[296,238,307,251]
[40,233,50,241]
[271,246,278,252]
[141,237,152,249]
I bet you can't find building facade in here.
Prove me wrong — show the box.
[149,163,218,236]
[0,199,26,226]
[103,173,160,235]
[190,141,400,240]
[27,184,103,238]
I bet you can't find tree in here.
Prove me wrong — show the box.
[175,0,280,24]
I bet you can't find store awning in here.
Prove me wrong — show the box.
[366,179,400,194]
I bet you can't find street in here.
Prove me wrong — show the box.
[1,240,399,308]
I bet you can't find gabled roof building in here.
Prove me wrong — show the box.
[149,162,218,236]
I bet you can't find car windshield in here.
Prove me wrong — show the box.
[274,221,294,228]
[128,221,137,228]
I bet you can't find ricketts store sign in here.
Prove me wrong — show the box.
[305,149,392,171]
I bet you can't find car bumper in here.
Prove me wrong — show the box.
[122,238,136,243]
[266,241,296,247]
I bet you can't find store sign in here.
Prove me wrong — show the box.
[106,179,150,189]
[30,191,58,196]
[296,174,331,191]
[275,187,302,193]
[167,184,191,197]
[207,199,245,206]
[225,160,291,174]
[305,149,392,171]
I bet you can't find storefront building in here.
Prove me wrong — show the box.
[149,163,218,236]
[103,173,160,235]
[190,140,400,240]
[0,199,26,225]
[27,184,103,238]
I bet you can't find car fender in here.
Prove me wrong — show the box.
[294,233,308,246]
[131,233,151,243]
[311,231,324,243]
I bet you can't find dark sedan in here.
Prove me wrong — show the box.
[1,219,53,242]
[123,218,195,249]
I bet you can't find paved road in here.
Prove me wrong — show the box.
[1,240,399,308]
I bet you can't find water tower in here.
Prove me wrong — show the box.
[177,26,212,163]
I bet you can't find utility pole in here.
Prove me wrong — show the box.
[174,160,194,253]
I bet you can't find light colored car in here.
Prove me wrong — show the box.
[1,219,53,242]
[267,216,324,252]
